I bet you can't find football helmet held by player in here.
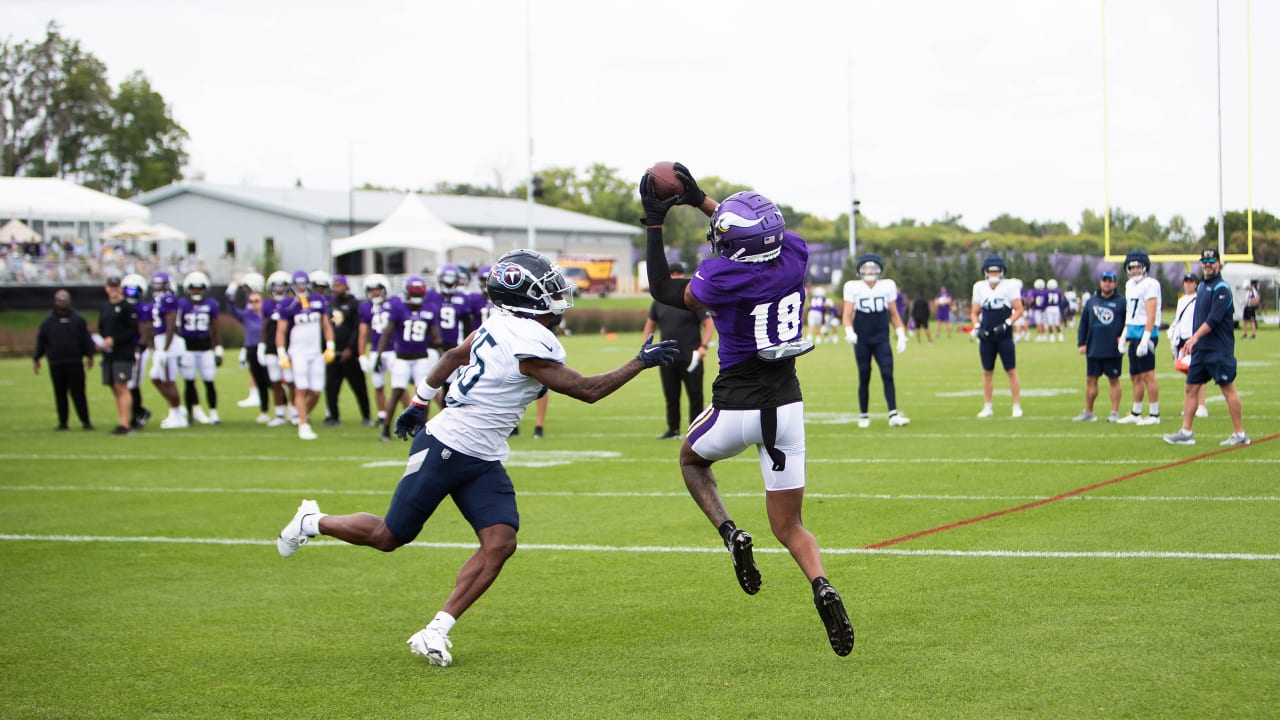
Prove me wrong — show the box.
[486,249,574,317]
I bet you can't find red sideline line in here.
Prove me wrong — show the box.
[865,432,1280,550]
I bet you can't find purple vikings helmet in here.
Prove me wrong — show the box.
[150,271,171,296]
[438,264,462,292]
[404,275,427,305]
[291,270,311,294]
[707,192,786,263]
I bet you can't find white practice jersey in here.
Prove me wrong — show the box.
[1123,275,1162,335]
[971,278,1023,327]
[842,278,898,314]
[426,312,566,461]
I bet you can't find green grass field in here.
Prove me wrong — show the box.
[2,327,1277,719]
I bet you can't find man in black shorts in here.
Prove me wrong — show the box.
[98,276,139,435]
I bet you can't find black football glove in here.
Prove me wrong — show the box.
[671,162,706,208]
[638,173,679,226]
[372,354,383,373]
[636,333,680,368]
[393,402,427,441]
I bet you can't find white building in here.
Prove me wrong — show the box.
[133,182,639,287]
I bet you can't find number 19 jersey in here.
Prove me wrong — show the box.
[426,312,566,461]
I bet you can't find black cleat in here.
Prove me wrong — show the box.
[657,429,680,440]
[726,529,761,595]
[533,426,544,439]
[814,581,855,656]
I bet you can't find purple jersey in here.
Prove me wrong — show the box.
[359,299,392,350]
[689,231,809,369]
[437,291,479,346]
[386,296,438,355]
[1032,289,1048,311]
[1045,289,1063,309]
[136,300,154,333]
[151,293,179,335]
[176,296,220,343]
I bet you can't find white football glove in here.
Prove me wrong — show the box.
[969,327,980,340]
[358,354,370,373]
[1118,338,1129,354]
[844,326,858,345]
[237,346,248,368]
[152,348,167,366]
[1135,334,1152,357]
[895,327,908,354]
[256,343,267,366]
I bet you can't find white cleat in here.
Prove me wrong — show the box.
[277,499,320,557]
[298,423,317,440]
[160,414,188,430]
[1072,411,1097,422]
[1195,406,1210,418]
[192,406,212,425]
[255,413,272,424]
[266,417,288,428]
[888,413,910,427]
[1162,430,1195,446]
[236,395,259,408]
[407,626,453,667]
[1115,413,1142,425]
[1219,433,1251,447]
[1136,415,1160,426]
[976,407,994,419]
[1011,406,1023,418]
[857,416,871,429]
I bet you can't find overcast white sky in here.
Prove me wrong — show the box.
[8,0,1276,231]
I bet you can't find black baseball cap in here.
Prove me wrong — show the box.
[1182,273,1198,283]
[669,262,686,275]
[1200,248,1221,264]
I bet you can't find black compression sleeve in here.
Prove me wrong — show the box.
[646,227,690,309]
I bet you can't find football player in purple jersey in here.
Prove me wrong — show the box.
[274,270,336,440]
[147,271,186,428]
[261,271,296,426]
[375,276,442,441]
[168,271,223,425]
[435,264,483,408]
[639,163,855,657]
[121,273,153,428]
[358,274,394,427]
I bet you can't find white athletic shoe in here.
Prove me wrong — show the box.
[1011,406,1023,418]
[255,413,271,424]
[298,423,317,440]
[857,416,871,429]
[236,395,258,408]
[1162,429,1195,445]
[407,626,453,667]
[976,407,994,419]
[1136,415,1160,426]
[1195,406,1210,418]
[267,416,287,428]
[1115,413,1142,425]
[193,406,212,425]
[208,409,221,425]
[160,413,188,430]
[277,499,320,557]
[888,413,910,427]
[1072,411,1097,422]
[1219,433,1251,447]
[1106,412,1121,423]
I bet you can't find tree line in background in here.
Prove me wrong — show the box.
[1,22,188,197]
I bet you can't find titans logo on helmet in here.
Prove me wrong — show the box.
[497,264,525,289]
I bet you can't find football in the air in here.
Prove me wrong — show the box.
[646,161,685,199]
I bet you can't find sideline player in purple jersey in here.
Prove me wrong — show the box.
[435,264,483,406]
[639,163,854,657]
[169,271,222,425]
[147,271,186,428]
[261,271,296,426]
[375,276,442,440]
[357,274,394,427]
[121,274,153,428]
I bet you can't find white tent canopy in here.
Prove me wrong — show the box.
[329,194,493,266]
[0,177,149,222]
[0,218,41,243]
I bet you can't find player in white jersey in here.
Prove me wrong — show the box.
[274,249,678,667]
[842,253,910,428]
[1116,250,1162,425]
[970,255,1025,417]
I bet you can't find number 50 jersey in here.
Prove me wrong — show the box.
[426,312,566,462]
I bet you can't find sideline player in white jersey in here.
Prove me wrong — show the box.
[842,253,910,428]
[275,249,678,667]
[1117,249,1162,425]
[275,270,336,439]
[357,274,395,427]
[147,271,187,429]
[1044,278,1065,342]
[970,255,1025,417]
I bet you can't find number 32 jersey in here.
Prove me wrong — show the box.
[426,312,566,461]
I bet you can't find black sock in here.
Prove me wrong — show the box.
[204,381,217,410]
[718,520,737,544]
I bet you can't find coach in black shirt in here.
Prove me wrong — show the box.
[642,263,716,439]
[33,289,96,430]
[99,276,139,435]
[324,274,372,426]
